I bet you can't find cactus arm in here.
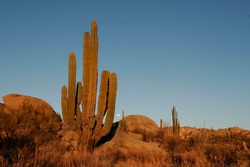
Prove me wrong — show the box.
[61,85,69,124]
[82,32,91,139]
[82,32,91,122]
[87,20,98,118]
[95,70,110,131]
[100,72,117,138]
[68,52,77,125]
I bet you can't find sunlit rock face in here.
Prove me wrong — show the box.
[123,115,159,136]
[3,94,55,115]
[2,93,61,129]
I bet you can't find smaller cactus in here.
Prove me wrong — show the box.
[160,119,163,129]
[172,106,180,135]
[120,110,127,131]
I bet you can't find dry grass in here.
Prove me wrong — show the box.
[1,106,250,166]
[1,130,250,166]
[157,127,250,167]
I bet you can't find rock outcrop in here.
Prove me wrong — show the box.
[123,115,159,136]
[1,93,61,130]
[3,94,55,116]
[178,126,250,139]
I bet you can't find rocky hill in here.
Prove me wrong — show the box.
[0,94,250,166]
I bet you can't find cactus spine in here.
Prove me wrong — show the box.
[172,106,180,135]
[61,20,118,153]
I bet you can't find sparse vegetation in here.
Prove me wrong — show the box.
[0,102,61,166]
[1,103,250,166]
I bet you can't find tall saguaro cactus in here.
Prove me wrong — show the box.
[61,20,118,153]
[172,106,180,135]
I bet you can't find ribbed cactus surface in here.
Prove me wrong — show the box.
[61,20,118,153]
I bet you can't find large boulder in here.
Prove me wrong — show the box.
[123,115,159,136]
[3,94,55,116]
[95,129,165,166]
[2,94,61,129]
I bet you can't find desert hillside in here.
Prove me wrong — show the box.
[0,96,250,166]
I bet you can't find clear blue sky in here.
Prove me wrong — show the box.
[1,0,250,129]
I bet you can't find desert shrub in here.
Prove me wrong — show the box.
[0,102,61,166]
[133,127,158,142]
[171,154,183,166]
[205,144,238,166]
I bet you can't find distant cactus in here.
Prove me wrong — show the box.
[61,20,118,153]
[160,118,163,129]
[120,110,127,131]
[172,106,180,135]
